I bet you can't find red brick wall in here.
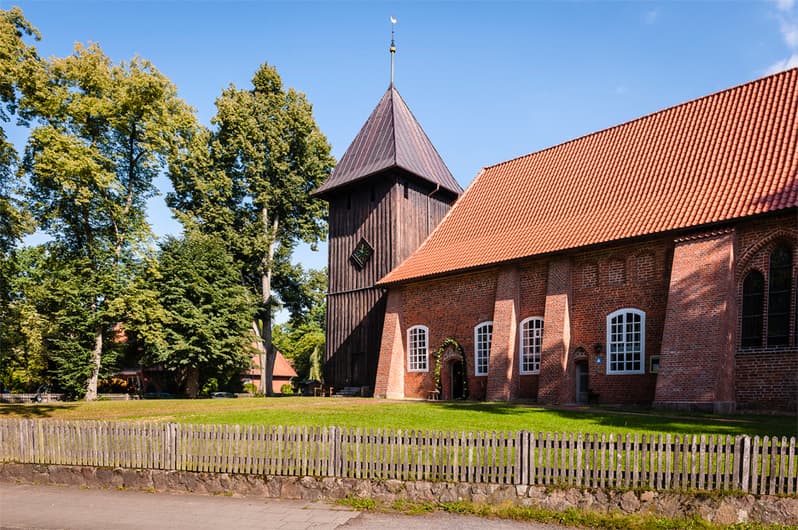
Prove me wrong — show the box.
[735,352,798,411]
[386,239,672,405]
[374,289,405,399]
[569,241,670,405]
[655,231,736,408]
[486,266,520,401]
[517,263,547,398]
[539,259,572,404]
[733,213,798,412]
[399,270,498,399]
[375,213,797,412]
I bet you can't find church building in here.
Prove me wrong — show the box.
[318,67,797,413]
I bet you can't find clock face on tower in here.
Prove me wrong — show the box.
[350,237,374,270]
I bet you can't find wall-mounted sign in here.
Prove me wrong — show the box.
[350,237,374,270]
[650,355,660,373]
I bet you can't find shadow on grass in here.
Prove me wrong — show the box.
[421,401,797,438]
[0,403,77,418]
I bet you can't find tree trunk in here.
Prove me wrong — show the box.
[185,366,200,398]
[259,210,279,397]
[84,325,103,401]
[262,309,275,396]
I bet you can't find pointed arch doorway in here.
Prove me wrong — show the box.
[438,339,468,400]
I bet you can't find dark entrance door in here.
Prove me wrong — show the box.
[576,361,589,404]
[451,361,464,399]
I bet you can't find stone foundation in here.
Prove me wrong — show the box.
[2,463,797,526]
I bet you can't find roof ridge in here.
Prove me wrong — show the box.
[390,85,398,168]
[484,67,798,172]
[391,87,463,194]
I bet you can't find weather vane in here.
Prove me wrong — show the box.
[390,16,397,86]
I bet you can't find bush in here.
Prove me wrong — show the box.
[201,378,219,395]
[280,383,294,395]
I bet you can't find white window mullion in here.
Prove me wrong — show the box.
[474,321,492,376]
[606,309,645,375]
[407,325,429,372]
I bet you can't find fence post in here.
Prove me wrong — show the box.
[330,426,340,477]
[170,423,178,470]
[740,435,751,492]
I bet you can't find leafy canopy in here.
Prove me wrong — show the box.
[140,233,256,396]
[20,40,197,398]
[168,63,334,394]
[0,7,40,254]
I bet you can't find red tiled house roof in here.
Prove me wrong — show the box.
[380,69,798,285]
[312,86,462,198]
[248,346,298,379]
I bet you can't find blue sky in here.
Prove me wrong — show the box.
[6,0,798,279]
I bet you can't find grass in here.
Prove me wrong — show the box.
[337,497,795,530]
[0,397,795,438]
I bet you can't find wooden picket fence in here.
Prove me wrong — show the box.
[0,419,795,495]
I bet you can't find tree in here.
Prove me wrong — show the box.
[168,63,334,395]
[139,233,256,397]
[0,244,126,398]
[0,8,42,391]
[0,7,39,254]
[21,42,196,399]
[0,247,49,393]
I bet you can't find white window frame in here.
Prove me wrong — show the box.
[407,325,429,372]
[519,317,544,374]
[606,308,645,375]
[474,321,493,376]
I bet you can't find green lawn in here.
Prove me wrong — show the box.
[0,398,794,438]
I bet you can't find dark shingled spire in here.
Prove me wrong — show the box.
[312,86,462,198]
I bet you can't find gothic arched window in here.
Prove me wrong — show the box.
[741,270,765,349]
[767,245,793,347]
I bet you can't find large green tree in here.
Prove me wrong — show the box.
[0,8,42,388]
[0,246,49,393]
[21,42,196,399]
[0,7,39,254]
[168,63,334,395]
[140,233,256,397]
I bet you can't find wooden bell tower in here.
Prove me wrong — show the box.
[312,84,462,392]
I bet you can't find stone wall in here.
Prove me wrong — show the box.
[2,463,796,526]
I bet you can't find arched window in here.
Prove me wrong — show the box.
[741,270,764,348]
[407,325,429,372]
[474,321,493,376]
[767,245,793,347]
[606,309,645,374]
[519,317,543,374]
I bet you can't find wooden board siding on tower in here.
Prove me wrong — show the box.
[323,170,457,390]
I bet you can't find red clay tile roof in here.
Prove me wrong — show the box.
[379,69,798,285]
[312,86,462,198]
[249,346,298,378]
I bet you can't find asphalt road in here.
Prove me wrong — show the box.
[0,483,571,530]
